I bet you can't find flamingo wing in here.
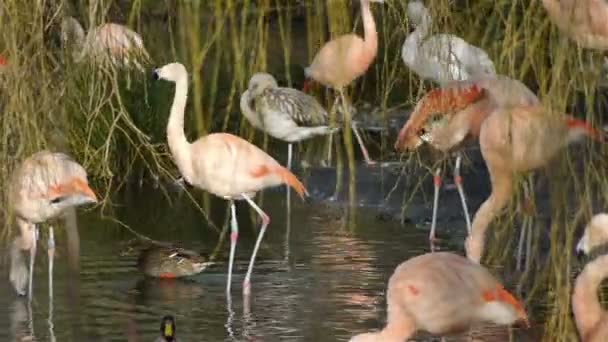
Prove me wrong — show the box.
[257,87,329,127]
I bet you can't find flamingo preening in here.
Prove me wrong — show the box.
[303,0,385,166]
[349,252,528,341]
[9,151,98,297]
[395,75,539,245]
[574,213,608,342]
[240,72,338,170]
[402,1,496,85]
[153,62,308,296]
[61,16,149,72]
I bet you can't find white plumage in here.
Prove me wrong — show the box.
[402,1,496,84]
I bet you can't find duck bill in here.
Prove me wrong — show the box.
[194,261,215,273]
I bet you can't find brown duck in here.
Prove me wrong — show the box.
[137,246,213,279]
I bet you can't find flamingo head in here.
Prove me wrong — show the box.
[153,63,188,83]
[248,72,278,97]
[576,213,608,256]
[407,1,431,28]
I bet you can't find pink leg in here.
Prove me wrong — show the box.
[429,168,442,244]
[241,194,270,297]
[454,155,472,236]
[351,122,376,166]
[226,202,238,295]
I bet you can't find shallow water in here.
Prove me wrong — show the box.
[0,175,534,342]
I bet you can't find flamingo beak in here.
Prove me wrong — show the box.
[73,178,98,204]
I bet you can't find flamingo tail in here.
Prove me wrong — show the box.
[564,116,604,142]
[276,167,308,199]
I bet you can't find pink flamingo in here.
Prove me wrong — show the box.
[9,151,98,297]
[466,105,603,262]
[349,252,528,341]
[61,16,149,72]
[574,213,608,342]
[541,0,608,52]
[303,0,385,166]
[153,62,308,296]
[394,75,539,245]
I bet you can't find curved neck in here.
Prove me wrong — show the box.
[239,90,263,129]
[167,76,193,181]
[573,254,608,339]
[402,28,425,65]
[360,0,378,60]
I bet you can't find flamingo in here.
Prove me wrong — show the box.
[394,75,539,245]
[402,1,496,85]
[61,16,149,72]
[303,0,385,166]
[574,213,608,342]
[465,105,604,262]
[541,0,608,52]
[153,62,308,296]
[349,252,528,341]
[240,72,338,170]
[9,151,98,297]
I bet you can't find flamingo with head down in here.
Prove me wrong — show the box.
[349,252,528,341]
[394,75,539,246]
[9,151,98,298]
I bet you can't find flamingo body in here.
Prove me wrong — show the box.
[542,0,608,51]
[62,16,149,71]
[350,252,527,341]
[240,72,335,143]
[402,1,496,85]
[466,105,603,261]
[188,132,306,199]
[574,213,608,342]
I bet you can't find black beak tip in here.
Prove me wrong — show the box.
[152,70,160,81]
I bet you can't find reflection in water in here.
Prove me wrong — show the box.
[0,185,537,341]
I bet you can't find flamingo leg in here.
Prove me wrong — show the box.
[28,225,39,299]
[351,122,376,166]
[287,143,293,171]
[48,226,55,303]
[525,218,533,272]
[241,194,270,296]
[226,201,238,295]
[429,168,442,244]
[454,155,472,236]
[326,132,333,166]
[516,216,528,272]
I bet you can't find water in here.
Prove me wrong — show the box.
[0,172,533,342]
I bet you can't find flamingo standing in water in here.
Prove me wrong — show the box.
[61,16,149,72]
[303,0,385,166]
[153,62,308,295]
[394,75,539,245]
[349,252,528,341]
[240,72,338,170]
[9,151,98,297]
[402,1,496,85]
[465,105,603,262]
[574,213,608,342]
